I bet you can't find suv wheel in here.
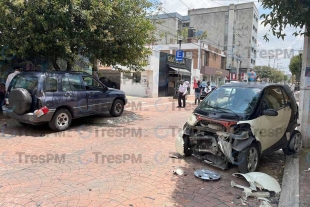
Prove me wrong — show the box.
[48,109,72,131]
[109,99,124,117]
[237,143,259,173]
[283,130,302,155]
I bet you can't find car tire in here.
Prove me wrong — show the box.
[18,122,30,127]
[48,109,72,131]
[237,142,259,173]
[183,135,193,156]
[283,130,302,155]
[109,99,124,117]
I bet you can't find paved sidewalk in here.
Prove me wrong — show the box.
[299,148,310,207]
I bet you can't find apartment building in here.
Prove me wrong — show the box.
[150,2,258,81]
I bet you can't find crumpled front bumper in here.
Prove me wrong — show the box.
[3,107,54,125]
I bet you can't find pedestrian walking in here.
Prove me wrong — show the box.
[194,80,202,105]
[248,69,257,82]
[5,67,22,92]
[177,80,187,108]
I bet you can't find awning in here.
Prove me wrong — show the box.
[169,67,191,75]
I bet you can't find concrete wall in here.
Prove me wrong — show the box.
[153,18,179,45]
[120,50,160,98]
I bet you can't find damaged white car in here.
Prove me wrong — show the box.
[176,83,302,173]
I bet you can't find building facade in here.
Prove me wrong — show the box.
[150,2,258,81]
[152,43,228,95]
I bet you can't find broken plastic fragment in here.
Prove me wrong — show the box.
[194,169,220,180]
[304,168,310,172]
[233,172,281,193]
[173,167,186,176]
[258,198,272,207]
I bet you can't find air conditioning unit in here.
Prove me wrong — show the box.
[188,28,196,38]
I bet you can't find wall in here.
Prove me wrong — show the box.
[120,50,160,98]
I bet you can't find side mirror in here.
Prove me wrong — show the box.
[263,109,278,116]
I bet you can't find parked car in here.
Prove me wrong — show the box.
[4,71,127,131]
[176,82,301,173]
[200,82,217,99]
[99,77,117,89]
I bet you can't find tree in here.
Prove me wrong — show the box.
[289,55,302,77]
[259,0,310,41]
[254,66,285,83]
[0,0,158,71]
[254,66,272,79]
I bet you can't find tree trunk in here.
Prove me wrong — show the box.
[67,61,72,71]
[51,57,60,71]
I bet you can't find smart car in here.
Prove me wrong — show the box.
[176,82,301,173]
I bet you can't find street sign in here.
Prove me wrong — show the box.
[176,50,184,61]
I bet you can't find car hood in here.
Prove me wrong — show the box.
[107,87,125,95]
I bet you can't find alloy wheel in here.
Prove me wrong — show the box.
[57,113,69,128]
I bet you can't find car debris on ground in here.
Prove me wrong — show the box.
[194,169,221,181]
[231,172,281,206]
[173,167,187,176]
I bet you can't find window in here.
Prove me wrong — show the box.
[68,76,84,91]
[281,88,290,106]
[204,51,209,66]
[221,57,225,69]
[82,76,103,90]
[123,72,132,79]
[62,77,71,92]
[133,72,141,83]
[10,75,38,92]
[262,87,286,111]
[44,77,57,92]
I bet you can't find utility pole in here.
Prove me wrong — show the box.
[299,27,310,147]
[198,39,201,70]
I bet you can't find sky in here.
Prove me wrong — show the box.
[158,0,304,75]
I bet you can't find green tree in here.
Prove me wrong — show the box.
[254,66,272,79]
[289,55,302,77]
[0,0,158,71]
[259,0,310,41]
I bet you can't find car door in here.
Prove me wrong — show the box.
[82,76,110,112]
[253,86,291,151]
[61,75,88,117]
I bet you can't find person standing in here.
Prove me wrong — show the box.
[177,80,187,108]
[5,67,22,92]
[205,81,212,95]
[248,69,257,82]
[194,80,202,105]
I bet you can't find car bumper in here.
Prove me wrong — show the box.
[3,107,54,125]
[124,98,128,105]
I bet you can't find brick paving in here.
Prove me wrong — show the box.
[0,96,284,206]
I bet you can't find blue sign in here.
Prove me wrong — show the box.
[176,50,184,61]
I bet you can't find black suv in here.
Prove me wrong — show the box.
[4,71,127,131]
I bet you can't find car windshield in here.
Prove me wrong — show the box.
[197,86,262,116]
[10,75,38,92]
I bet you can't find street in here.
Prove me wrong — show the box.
[0,96,285,207]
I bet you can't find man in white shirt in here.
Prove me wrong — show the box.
[204,81,212,94]
[177,80,187,108]
[5,67,22,92]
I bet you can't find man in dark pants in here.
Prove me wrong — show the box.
[177,80,187,108]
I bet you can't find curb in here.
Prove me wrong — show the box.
[278,155,299,207]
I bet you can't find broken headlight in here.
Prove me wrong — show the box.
[187,113,198,126]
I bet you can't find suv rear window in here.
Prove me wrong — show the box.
[10,75,38,92]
